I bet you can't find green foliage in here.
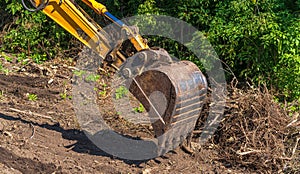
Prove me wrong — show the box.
[133,103,145,113]
[99,83,108,97]
[60,92,72,100]
[206,0,300,101]
[27,93,37,101]
[0,90,4,100]
[98,90,107,97]
[138,0,160,15]
[60,93,67,100]
[105,0,143,18]
[73,70,86,79]
[1,52,13,62]
[96,83,108,97]
[115,86,129,99]
[136,0,300,102]
[0,62,10,75]
[85,74,100,82]
[1,0,71,63]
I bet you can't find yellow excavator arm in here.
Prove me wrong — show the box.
[29,0,148,68]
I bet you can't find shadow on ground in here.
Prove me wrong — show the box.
[0,113,150,167]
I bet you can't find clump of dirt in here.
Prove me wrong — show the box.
[212,86,299,173]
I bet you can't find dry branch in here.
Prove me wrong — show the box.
[210,86,296,172]
[9,108,55,121]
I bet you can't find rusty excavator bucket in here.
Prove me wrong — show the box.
[120,48,207,150]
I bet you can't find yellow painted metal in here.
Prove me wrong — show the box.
[122,26,149,51]
[81,0,107,15]
[33,0,149,65]
[130,35,149,51]
[34,0,111,57]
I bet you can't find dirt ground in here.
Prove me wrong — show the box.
[0,57,236,174]
[0,57,298,173]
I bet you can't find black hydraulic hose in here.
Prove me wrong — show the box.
[21,0,49,12]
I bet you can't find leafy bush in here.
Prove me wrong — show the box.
[0,0,71,63]
[207,0,300,101]
[136,0,300,102]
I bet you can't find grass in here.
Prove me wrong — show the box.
[133,103,145,113]
[1,52,13,62]
[73,70,86,79]
[0,62,10,75]
[115,86,129,100]
[60,92,72,100]
[27,93,38,101]
[85,74,100,82]
[99,83,108,97]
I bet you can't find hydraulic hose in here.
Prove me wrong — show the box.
[21,0,49,12]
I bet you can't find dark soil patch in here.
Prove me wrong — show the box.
[0,146,60,174]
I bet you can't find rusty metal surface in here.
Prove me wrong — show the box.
[119,48,207,153]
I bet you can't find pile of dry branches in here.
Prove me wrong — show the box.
[212,86,299,173]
